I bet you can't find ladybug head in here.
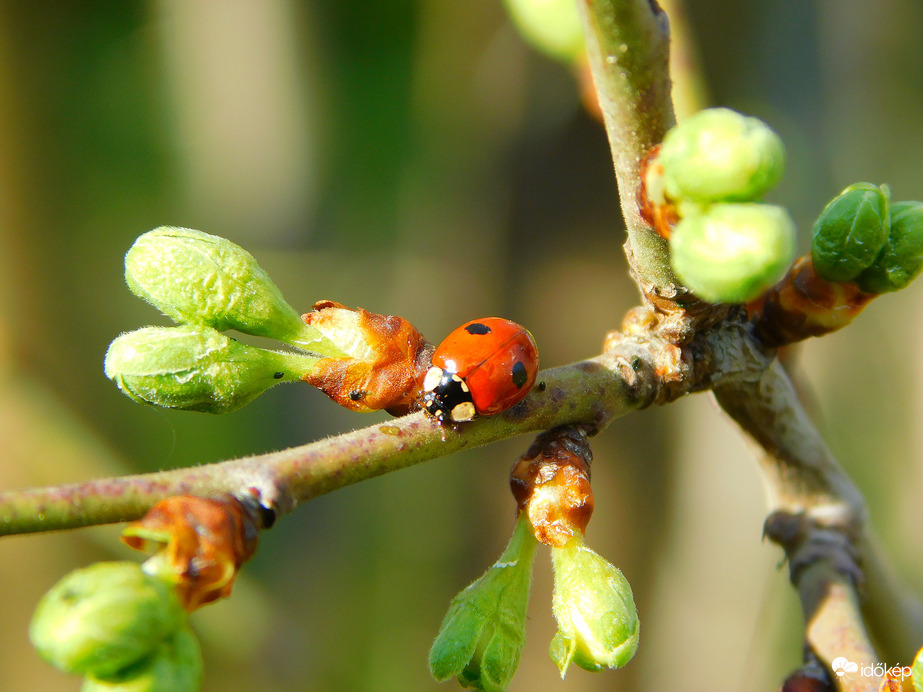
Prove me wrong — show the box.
[421,366,476,423]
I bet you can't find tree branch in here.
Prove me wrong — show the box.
[714,361,923,687]
[576,0,677,292]
[0,335,669,537]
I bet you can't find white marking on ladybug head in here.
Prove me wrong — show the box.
[422,366,443,392]
[450,402,476,422]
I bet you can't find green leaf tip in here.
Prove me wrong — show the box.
[429,516,538,691]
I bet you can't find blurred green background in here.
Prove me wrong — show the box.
[1,1,922,690]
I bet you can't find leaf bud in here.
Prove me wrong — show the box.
[30,561,184,678]
[549,537,639,676]
[811,183,890,283]
[429,515,538,691]
[82,627,203,692]
[855,200,923,293]
[502,0,585,64]
[125,227,334,352]
[670,202,796,303]
[105,325,314,413]
[657,108,785,203]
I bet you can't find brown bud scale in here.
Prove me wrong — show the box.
[302,301,433,414]
[750,256,875,348]
[510,427,594,547]
[122,495,259,611]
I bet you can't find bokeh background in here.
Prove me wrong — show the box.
[1,1,922,690]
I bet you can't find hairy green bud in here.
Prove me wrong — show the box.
[503,0,584,63]
[30,562,184,679]
[855,200,923,293]
[429,516,538,691]
[811,183,890,283]
[82,627,203,692]
[670,203,796,303]
[658,108,785,203]
[912,645,923,692]
[125,227,335,353]
[549,538,639,676]
[105,325,315,413]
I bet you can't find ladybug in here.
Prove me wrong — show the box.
[421,318,539,423]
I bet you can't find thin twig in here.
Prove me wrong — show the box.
[0,336,669,536]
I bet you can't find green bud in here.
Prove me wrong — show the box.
[105,325,315,413]
[125,227,337,354]
[912,645,923,692]
[30,562,185,679]
[669,202,796,303]
[811,183,890,283]
[549,538,639,676]
[429,516,538,691]
[658,108,786,203]
[82,627,203,692]
[855,200,923,293]
[502,0,585,64]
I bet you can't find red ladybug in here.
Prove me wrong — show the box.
[421,318,539,423]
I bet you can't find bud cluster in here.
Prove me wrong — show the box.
[429,427,639,690]
[752,187,923,345]
[811,184,923,294]
[642,108,795,304]
[30,561,202,691]
[106,228,432,415]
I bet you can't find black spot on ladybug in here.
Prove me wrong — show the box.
[464,322,492,335]
[511,360,528,388]
[349,390,366,401]
[273,372,285,380]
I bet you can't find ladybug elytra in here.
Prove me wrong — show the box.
[421,318,539,423]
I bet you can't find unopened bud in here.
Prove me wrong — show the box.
[549,537,639,676]
[658,108,785,204]
[30,562,184,678]
[670,202,796,303]
[82,627,203,692]
[811,183,890,283]
[502,0,585,64]
[429,515,538,691]
[125,227,335,352]
[856,200,923,293]
[105,325,314,413]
